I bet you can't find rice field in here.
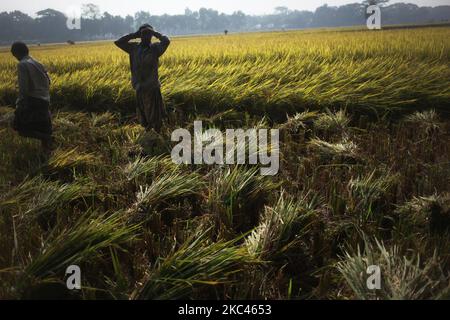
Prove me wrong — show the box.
[1,27,449,115]
[0,26,449,300]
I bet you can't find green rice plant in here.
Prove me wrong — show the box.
[132,229,253,300]
[208,166,279,231]
[17,210,140,293]
[128,170,205,214]
[0,176,90,223]
[124,156,180,182]
[0,176,45,208]
[20,180,90,221]
[245,191,316,259]
[103,247,129,300]
[337,237,450,300]
[3,27,448,115]
[47,148,99,174]
[347,169,398,223]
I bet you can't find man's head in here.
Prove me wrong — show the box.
[11,41,29,61]
[138,24,154,45]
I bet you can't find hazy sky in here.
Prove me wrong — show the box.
[1,0,449,16]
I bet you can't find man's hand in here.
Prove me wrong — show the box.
[152,31,164,39]
[114,32,141,53]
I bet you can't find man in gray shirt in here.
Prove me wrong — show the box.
[11,42,53,153]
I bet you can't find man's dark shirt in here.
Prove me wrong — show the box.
[117,36,170,91]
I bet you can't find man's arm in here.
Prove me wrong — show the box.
[17,63,29,105]
[114,32,139,53]
[152,31,171,57]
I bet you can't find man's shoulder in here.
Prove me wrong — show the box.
[18,58,29,66]
[17,60,29,71]
[128,42,139,52]
[19,57,42,67]
[149,42,165,54]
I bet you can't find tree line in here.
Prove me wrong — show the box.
[1,2,449,44]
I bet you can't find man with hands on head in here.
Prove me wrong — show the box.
[115,24,171,133]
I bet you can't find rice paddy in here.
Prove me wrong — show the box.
[0,26,449,300]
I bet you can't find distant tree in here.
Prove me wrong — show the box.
[35,9,68,41]
[134,11,151,28]
[1,2,449,44]
[229,11,247,31]
[0,11,34,41]
[313,4,338,27]
[198,8,220,31]
[274,6,290,15]
[363,0,390,5]
[82,3,101,20]
[124,15,134,33]
[337,3,366,26]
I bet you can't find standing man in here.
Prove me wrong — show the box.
[115,24,171,133]
[11,42,53,154]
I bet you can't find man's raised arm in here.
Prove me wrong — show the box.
[152,31,171,57]
[114,32,139,53]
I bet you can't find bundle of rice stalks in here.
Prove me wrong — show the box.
[308,137,359,162]
[21,180,90,225]
[404,109,441,136]
[337,237,450,300]
[111,124,143,145]
[52,112,90,134]
[124,156,180,182]
[314,109,350,134]
[278,110,319,140]
[18,210,140,296]
[396,193,450,235]
[132,230,252,300]
[90,112,118,128]
[347,169,398,222]
[245,191,316,260]
[0,176,46,208]
[0,176,90,214]
[208,166,279,232]
[47,148,99,175]
[128,170,205,215]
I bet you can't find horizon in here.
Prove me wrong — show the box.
[1,0,449,17]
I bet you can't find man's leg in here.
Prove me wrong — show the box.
[136,91,149,129]
[143,88,165,133]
